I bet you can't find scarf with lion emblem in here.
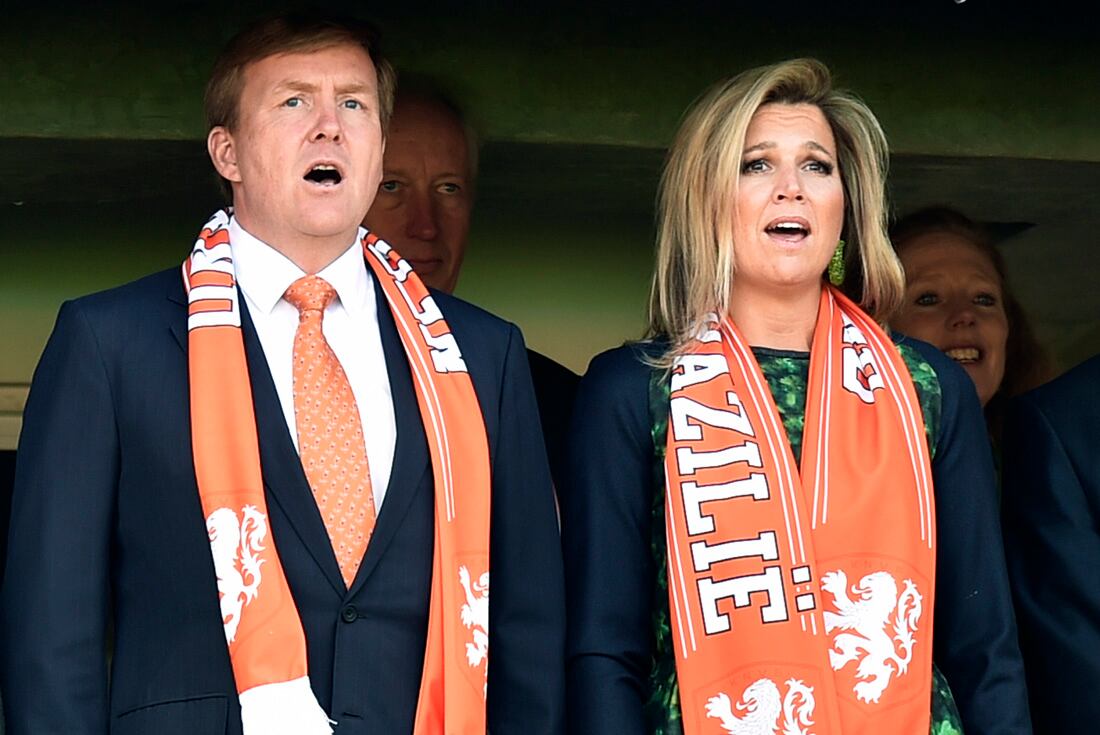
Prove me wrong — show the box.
[183,209,491,735]
[664,285,935,735]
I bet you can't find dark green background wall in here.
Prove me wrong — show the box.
[2,1,1098,448]
[5,2,1099,158]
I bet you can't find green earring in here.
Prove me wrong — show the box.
[828,239,846,286]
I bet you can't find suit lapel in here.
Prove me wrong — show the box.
[173,273,346,593]
[169,265,431,599]
[178,273,345,589]
[348,272,431,597]
[238,299,348,596]
[177,267,348,593]
[167,274,188,352]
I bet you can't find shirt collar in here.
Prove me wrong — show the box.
[229,217,372,317]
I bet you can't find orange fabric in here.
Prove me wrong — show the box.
[184,211,311,697]
[664,286,935,735]
[285,275,376,588]
[184,210,491,733]
[361,232,492,735]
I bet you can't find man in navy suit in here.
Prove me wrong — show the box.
[0,13,564,734]
[1002,353,1100,732]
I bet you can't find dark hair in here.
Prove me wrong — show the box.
[891,206,1054,438]
[204,11,397,199]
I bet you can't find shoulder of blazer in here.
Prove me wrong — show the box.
[428,288,516,342]
[1008,356,1100,453]
[1022,354,1100,417]
[68,267,186,316]
[421,287,520,375]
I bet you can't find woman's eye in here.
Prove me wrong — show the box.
[974,293,998,307]
[741,158,769,174]
[342,99,362,110]
[915,292,939,306]
[805,159,834,175]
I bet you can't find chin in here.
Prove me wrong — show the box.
[964,369,995,406]
[298,208,362,239]
[765,271,828,292]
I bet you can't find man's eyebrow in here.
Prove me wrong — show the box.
[336,82,373,95]
[271,80,374,97]
[273,80,318,95]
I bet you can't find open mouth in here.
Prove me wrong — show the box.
[304,163,343,186]
[765,218,811,242]
[944,346,981,364]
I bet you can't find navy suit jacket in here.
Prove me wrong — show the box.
[1002,354,1100,733]
[1,266,565,735]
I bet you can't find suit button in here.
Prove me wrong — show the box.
[341,605,359,623]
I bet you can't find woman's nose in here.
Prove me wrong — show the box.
[772,168,804,202]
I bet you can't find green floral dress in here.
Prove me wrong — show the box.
[643,345,965,735]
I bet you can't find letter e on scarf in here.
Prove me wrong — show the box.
[698,565,788,633]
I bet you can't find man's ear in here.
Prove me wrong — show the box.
[207,126,242,183]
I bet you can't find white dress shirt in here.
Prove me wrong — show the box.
[230,217,396,510]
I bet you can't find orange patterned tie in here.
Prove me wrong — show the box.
[284,275,376,588]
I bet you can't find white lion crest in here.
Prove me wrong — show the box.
[459,565,489,697]
[207,505,268,643]
[705,677,816,735]
[821,569,922,703]
[840,318,885,403]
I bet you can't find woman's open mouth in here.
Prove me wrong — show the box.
[765,217,811,242]
[944,346,981,364]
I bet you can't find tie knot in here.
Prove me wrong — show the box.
[285,275,337,314]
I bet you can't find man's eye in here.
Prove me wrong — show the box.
[741,158,768,174]
[915,292,939,306]
[283,97,302,108]
[342,99,362,110]
[438,182,462,194]
[379,180,400,193]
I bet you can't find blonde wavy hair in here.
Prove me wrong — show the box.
[647,58,902,361]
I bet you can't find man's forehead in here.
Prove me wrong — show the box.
[392,98,462,133]
[243,43,378,88]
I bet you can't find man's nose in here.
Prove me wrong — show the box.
[405,190,439,240]
[310,99,343,142]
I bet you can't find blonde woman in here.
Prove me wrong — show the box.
[561,59,1030,735]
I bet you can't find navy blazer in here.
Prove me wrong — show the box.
[1,266,565,735]
[1002,354,1100,733]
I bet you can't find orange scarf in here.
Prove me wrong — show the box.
[663,286,935,735]
[183,210,491,735]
